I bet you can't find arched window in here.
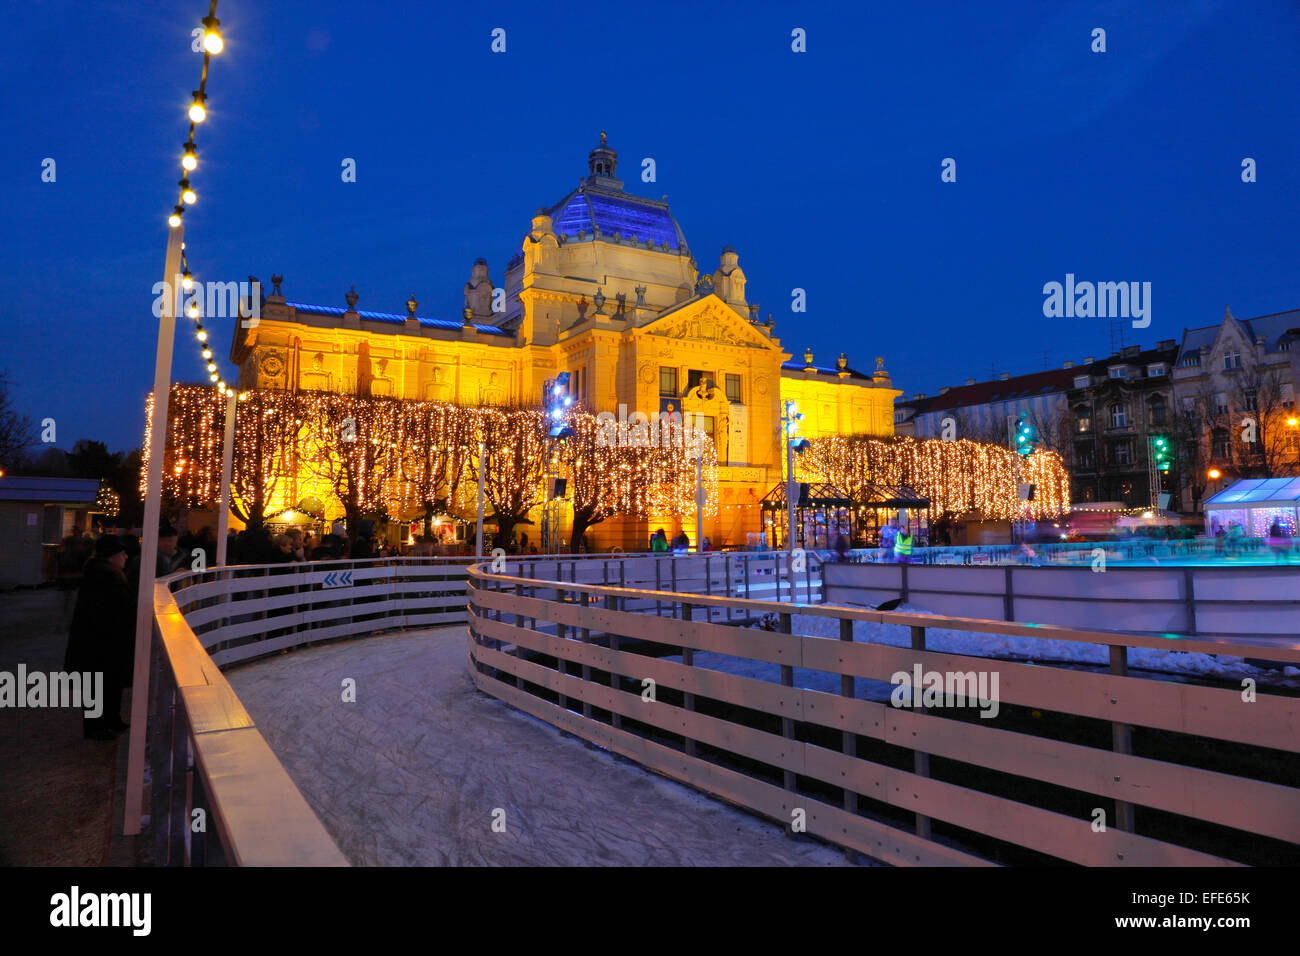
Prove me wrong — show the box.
[1109,403,1129,428]
[1148,396,1166,426]
[1074,404,1091,433]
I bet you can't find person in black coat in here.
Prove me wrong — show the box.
[65,536,134,740]
[350,519,376,559]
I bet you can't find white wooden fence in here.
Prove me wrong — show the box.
[467,563,1300,866]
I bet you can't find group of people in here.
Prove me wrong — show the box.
[877,523,916,563]
[58,522,198,741]
[649,529,705,553]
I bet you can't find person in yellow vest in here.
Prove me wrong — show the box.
[893,527,914,564]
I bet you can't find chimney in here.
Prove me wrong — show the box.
[939,386,950,394]
[999,372,1010,380]
[1157,339,1175,350]
[1122,345,1140,357]
[964,378,976,385]
[1062,360,1073,369]
[1084,356,1095,363]
[912,392,926,399]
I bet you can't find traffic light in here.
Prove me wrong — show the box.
[1015,411,1037,457]
[1152,435,1172,472]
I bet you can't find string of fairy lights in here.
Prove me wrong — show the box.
[166,5,245,399]
[797,435,1071,521]
[142,385,720,529]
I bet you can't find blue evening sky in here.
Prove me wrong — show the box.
[3,0,1298,451]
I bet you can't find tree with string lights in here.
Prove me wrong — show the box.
[472,407,548,549]
[229,388,301,535]
[396,402,473,538]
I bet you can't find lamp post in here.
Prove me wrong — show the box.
[216,388,237,565]
[476,433,485,560]
[780,400,808,554]
[125,220,183,836]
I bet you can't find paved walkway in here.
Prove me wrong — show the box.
[227,627,856,866]
[0,589,122,865]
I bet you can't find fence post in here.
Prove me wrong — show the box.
[556,608,568,713]
[681,602,697,757]
[606,594,622,731]
[1110,643,1135,832]
[579,592,592,722]
[655,557,663,617]
[839,616,857,815]
[704,555,712,621]
[724,554,733,621]
[1183,568,1197,635]
[778,612,796,792]
[513,581,525,690]
[911,624,931,841]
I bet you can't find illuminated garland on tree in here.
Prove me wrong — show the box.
[799,435,1070,521]
[141,384,717,535]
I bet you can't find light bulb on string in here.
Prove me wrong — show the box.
[182,142,197,171]
[201,15,223,54]
[189,91,207,123]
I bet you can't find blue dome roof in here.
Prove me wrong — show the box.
[546,188,686,251]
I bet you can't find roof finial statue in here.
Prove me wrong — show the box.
[406,294,418,317]
[837,352,848,370]
[600,130,607,145]
[271,274,283,297]
[345,286,358,310]
[804,347,814,368]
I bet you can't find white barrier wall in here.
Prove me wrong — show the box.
[822,561,1300,642]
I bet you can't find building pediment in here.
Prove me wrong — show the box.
[637,295,776,351]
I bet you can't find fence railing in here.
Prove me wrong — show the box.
[467,562,1300,866]
[822,560,1300,643]
[148,551,819,864]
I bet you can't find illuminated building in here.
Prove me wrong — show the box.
[229,133,900,549]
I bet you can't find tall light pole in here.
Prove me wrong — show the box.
[476,436,485,559]
[780,400,807,555]
[125,221,183,836]
[126,0,224,835]
[216,387,237,565]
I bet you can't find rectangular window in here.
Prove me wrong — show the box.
[659,366,677,397]
[687,369,708,392]
[1113,442,1132,466]
[698,415,715,446]
[1073,375,1090,389]
[1223,351,1241,370]
[1242,390,1258,412]
[1215,393,1228,415]
[1147,363,1165,377]
[725,373,742,403]
[1109,367,1127,380]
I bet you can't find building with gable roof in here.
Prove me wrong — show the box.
[230,134,900,549]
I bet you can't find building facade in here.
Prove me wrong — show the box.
[1170,307,1300,511]
[230,134,900,548]
[1065,342,1180,507]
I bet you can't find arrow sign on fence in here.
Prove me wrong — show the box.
[322,571,354,588]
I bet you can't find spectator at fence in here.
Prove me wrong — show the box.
[156,523,186,577]
[65,536,133,740]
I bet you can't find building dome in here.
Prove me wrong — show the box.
[508,134,691,272]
